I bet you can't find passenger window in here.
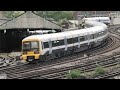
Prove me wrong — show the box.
[43,42,49,48]
[67,38,73,44]
[58,39,64,46]
[52,40,60,47]
[80,36,85,41]
[73,37,78,43]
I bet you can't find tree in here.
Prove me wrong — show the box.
[34,11,74,23]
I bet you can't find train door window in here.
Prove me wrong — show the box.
[73,37,78,43]
[80,36,85,41]
[67,38,73,44]
[43,42,49,49]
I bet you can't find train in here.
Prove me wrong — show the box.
[21,17,110,62]
[82,17,111,25]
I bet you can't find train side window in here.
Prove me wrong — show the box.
[43,42,49,49]
[89,34,93,39]
[91,34,94,39]
[73,37,78,43]
[52,40,59,47]
[80,36,85,41]
[67,38,73,44]
[58,39,64,46]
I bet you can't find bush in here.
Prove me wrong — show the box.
[94,66,105,76]
[66,69,83,79]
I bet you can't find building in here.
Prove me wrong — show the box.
[0,11,62,52]
[0,11,9,25]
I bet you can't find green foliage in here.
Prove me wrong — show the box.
[3,11,74,25]
[94,66,105,76]
[3,11,24,19]
[66,69,82,79]
[34,11,74,22]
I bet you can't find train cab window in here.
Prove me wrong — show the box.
[43,42,49,48]
[31,41,39,49]
[23,42,31,51]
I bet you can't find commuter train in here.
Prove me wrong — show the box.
[82,17,111,25]
[21,17,110,62]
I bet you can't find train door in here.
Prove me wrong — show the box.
[78,34,80,48]
[94,32,98,43]
[64,36,68,51]
[48,39,52,54]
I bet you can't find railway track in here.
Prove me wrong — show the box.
[0,35,116,78]
[4,35,120,79]
[91,66,120,79]
[17,54,120,79]
[1,25,120,79]
[0,55,16,68]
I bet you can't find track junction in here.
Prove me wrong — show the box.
[0,25,120,79]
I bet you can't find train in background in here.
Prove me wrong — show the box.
[21,17,110,62]
[82,17,111,25]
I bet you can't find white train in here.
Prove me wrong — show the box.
[82,17,111,25]
[21,17,110,62]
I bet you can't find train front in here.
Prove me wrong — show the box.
[21,36,41,62]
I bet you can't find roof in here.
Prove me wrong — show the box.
[0,11,61,30]
[0,11,9,25]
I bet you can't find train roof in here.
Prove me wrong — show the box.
[83,17,110,20]
[23,17,108,42]
[23,21,107,42]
